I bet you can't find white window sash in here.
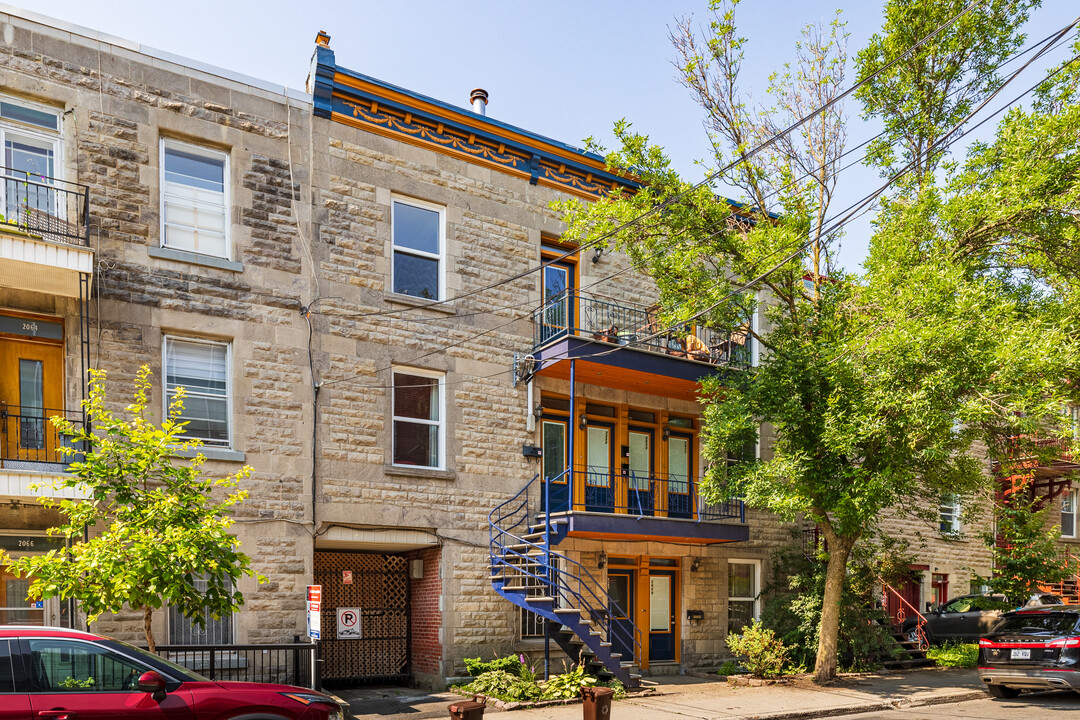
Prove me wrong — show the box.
[159,139,230,258]
[163,336,232,449]
[390,196,445,300]
[391,368,445,469]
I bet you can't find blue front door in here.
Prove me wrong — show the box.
[541,418,570,513]
[584,423,614,512]
[607,570,635,662]
[648,570,676,662]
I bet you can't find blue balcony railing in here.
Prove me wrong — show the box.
[541,464,744,522]
[533,290,752,368]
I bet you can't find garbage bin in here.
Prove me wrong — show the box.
[447,694,486,719]
[581,686,615,719]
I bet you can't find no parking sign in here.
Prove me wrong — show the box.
[336,607,362,639]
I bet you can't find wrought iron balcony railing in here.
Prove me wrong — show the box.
[533,290,752,368]
[1,168,90,247]
[0,405,85,469]
[541,464,745,522]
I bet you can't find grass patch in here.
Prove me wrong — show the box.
[926,643,978,668]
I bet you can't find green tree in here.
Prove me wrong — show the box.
[980,480,1069,605]
[557,2,1078,684]
[855,0,1041,182]
[1,366,264,652]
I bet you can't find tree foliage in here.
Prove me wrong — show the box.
[0,366,264,651]
[556,1,1080,684]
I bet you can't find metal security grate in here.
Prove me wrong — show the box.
[314,552,409,686]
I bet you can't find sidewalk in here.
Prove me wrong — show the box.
[504,668,985,719]
[341,667,986,720]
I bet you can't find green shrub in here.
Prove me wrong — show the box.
[926,643,978,669]
[726,620,789,678]
[599,678,627,699]
[717,660,742,676]
[454,670,542,702]
[540,664,597,700]
[464,654,527,678]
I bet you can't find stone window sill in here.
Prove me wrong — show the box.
[383,464,455,481]
[149,245,244,273]
[176,447,247,463]
[385,292,456,315]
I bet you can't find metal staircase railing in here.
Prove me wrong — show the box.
[883,582,929,649]
[489,470,642,687]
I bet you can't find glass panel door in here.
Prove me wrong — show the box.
[4,131,56,221]
[607,570,635,661]
[627,429,653,516]
[648,571,676,662]
[667,434,692,518]
[541,261,572,343]
[584,424,613,512]
[542,418,569,513]
[0,336,65,465]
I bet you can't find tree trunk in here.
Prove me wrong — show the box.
[813,531,856,684]
[143,606,156,654]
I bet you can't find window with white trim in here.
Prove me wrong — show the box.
[727,559,760,634]
[392,369,444,469]
[1063,490,1077,539]
[168,575,234,645]
[164,337,231,448]
[0,96,61,223]
[391,197,444,300]
[161,139,229,258]
[939,494,961,535]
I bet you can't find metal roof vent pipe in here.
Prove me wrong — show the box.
[470,88,489,116]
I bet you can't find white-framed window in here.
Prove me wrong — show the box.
[1063,490,1077,539]
[392,368,445,469]
[940,494,962,535]
[727,559,760,635]
[160,139,229,258]
[0,96,62,223]
[164,336,231,448]
[391,196,444,300]
[168,575,234,645]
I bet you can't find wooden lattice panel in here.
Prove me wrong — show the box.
[314,552,409,684]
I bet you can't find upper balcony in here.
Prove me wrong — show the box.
[530,290,752,401]
[0,168,93,298]
[0,405,87,500]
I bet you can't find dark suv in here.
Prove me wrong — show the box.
[902,593,1014,645]
[0,626,343,719]
[979,607,1080,698]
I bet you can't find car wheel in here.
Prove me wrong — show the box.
[986,684,1021,699]
[905,625,929,650]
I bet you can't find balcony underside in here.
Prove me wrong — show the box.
[548,510,749,545]
[0,229,93,298]
[534,336,727,402]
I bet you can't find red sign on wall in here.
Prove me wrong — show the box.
[343,570,353,585]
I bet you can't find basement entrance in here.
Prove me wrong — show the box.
[314,551,410,687]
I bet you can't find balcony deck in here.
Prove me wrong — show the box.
[531,291,750,401]
[540,467,747,545]
[0,406,87,499]
[0,168,92,297]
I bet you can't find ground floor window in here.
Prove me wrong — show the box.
[727,559,760,634]
[168,576,233,645]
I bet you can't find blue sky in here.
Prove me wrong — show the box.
[19,0,1078,272]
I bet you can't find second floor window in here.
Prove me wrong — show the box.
[165,337,231,448]
[939,494,961,535]
[392,197,443,300]
[161,140,228,258]
[1,96,61,224]
[1063,490,1077,538]
[392,369,443,469]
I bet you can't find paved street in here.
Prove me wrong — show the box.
[828,690,1080,719]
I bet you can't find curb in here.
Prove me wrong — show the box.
[726,689,986,720]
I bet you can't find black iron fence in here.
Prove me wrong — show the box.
[533,290,752,367]
[152,641,320,690]
[1,167,90,247]
[0,405,84,469]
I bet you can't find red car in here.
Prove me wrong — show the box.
[0,626,343,720]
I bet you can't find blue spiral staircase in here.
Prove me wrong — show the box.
[488,470,642,687]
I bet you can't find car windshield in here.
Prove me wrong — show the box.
[993,612,1080,635]
[100,638,210,682]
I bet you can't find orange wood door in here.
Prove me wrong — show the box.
[0,339,65,463]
